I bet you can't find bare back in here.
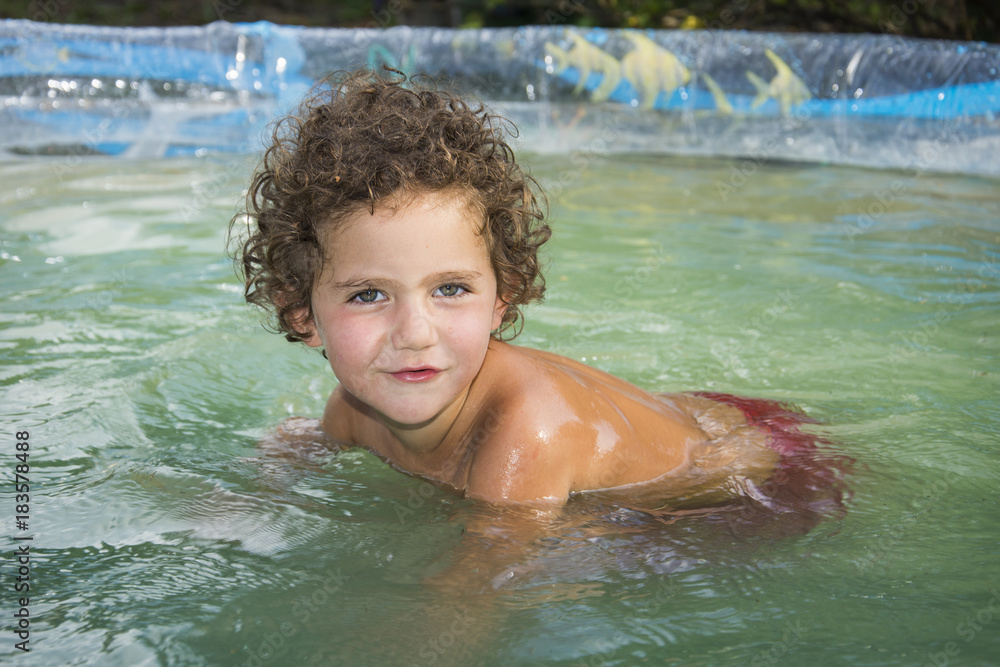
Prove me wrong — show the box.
[322,340,779,506]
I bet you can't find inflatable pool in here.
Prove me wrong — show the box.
[2,19,999,174]
[3,17,1000,667]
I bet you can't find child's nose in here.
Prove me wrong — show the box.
[390,300,438,351]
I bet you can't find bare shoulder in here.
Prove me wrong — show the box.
[464,417,576,506]
[464,349,579,505]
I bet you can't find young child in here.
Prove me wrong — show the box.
[232,68,846,516]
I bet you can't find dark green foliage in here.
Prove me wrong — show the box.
[1,0,996,42]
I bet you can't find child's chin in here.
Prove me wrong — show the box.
[377,402,447,428]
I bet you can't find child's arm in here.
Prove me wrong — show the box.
[257,415,345,460]
[358,504,565,665]
[425,502,564,590]
[247,416,346,497]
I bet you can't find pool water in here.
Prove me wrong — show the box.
[1,152,998,666]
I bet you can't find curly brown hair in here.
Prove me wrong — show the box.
[230,67,550,344]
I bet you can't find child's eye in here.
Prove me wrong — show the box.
[350,289,385,304]
[434,284,466,297]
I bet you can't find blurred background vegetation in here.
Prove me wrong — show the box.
[1,0,997,42]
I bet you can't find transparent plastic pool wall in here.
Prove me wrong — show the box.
[1,19,999,176]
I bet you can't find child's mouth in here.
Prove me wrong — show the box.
[390,368,439,382]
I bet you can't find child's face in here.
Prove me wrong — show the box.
[300,190,506,427]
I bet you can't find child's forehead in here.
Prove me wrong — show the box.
[326,188,485,236]
[313,189,498,285]
[317,188,489,256]
[381,187,480,216]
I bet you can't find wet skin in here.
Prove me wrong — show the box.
[293,189,777,506]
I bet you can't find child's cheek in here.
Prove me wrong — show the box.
[351,311,385,340]
[443,311,493,359]
[326,309,381,360]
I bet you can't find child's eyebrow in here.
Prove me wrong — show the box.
[328,270,485,291]
[427,270,485,285]
[328,276,390,290]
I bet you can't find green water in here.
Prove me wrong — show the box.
[1,152,998,666]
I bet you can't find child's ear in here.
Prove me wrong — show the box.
[491,296,508,331]
[289,308,322,348]
[275,287,321,347]
[282,297,322,348]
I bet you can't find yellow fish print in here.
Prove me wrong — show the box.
[746,49,812,114]
[700,72,733,115]
[545,32,622,102]
[620,32,690,110]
